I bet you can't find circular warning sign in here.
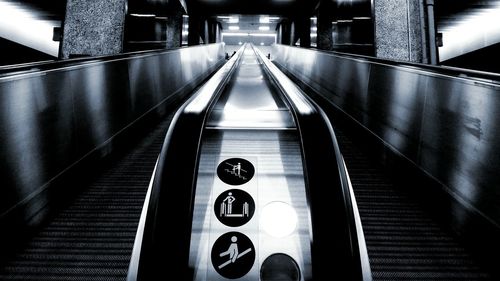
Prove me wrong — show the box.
[214,189,255,227]
[217,158,255,185]
[211,232,255,279]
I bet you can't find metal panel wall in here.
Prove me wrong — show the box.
[0,44,225,232]
[271,44,500,240]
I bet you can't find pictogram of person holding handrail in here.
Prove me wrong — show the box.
[219,236,239,263]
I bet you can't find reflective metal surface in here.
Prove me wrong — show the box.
[0,44,225,232]
[256,46,371,281]
[207,46,295,129]
[127,44,243,281]
[271,44,500,248]
[129,43,371,280]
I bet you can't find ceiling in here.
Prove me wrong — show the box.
[2,0,499,60]
[6,0,496,27]
[126,0,319,17]
[184,0,319,16]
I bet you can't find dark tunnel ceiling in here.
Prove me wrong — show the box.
[0,0,499,31]
[130,0,321,16]
[183,0,320,15]
[139,0,497,18]
[4,0,498,29]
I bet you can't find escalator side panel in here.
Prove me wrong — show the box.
[0,44,225,257]
[0,111,175,281]
[271,44,500,278]
[130,46,244,281]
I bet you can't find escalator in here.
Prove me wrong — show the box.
[0,113,176,281]
[0,42,492,281]
[128,43,371,281]
[0,44,225,281]
[334,127,491,280]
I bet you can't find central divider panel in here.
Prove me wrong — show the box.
[188,44,312,281]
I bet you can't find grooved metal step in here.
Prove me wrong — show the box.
[0,115,173,281]
[334,127,491,281]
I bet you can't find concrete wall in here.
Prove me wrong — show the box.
[374,0,425,62]
[61,0,127,58]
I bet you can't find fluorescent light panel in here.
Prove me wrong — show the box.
[130,13,155,17]
[222,32,276,37]
[259,16,270,23]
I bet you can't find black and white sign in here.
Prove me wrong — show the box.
[217,158,255,185]
[211,232,255,279]
[214,189,255,227]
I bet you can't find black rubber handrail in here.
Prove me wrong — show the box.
[128,45,244,281]
[255,46,372,281]
[0,44,222,77]
[278,44,500,84]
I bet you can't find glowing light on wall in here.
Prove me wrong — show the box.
[130,14,155,17]
[259,26,270,31]
[0,1,60,57]
[439,4,500,61]
[222,32,276,37]
[228,17,239,24]
[260,16,279,24]
[228,25,240,31]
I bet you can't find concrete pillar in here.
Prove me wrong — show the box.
[166,10,183,48]
[215,22,222,43]
[207,20,221,43]
[294,16,311,48]
[61,0,127,59]
[317,1,334,51]
[278,20,291,45]
[290,22,296,45]
[156,19,167,42]
[277,25,282,45]
[373,0,427,62]
[188,15,203,45]
[201,20,209,44]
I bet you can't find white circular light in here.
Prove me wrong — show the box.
[260,201,297,238]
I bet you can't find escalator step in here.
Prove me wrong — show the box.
[334,128,491,280]
[0,116,173,281]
